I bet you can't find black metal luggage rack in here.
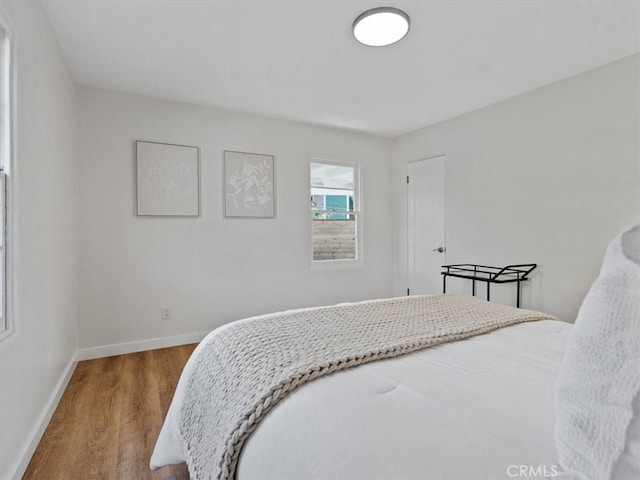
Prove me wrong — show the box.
[441,263,537,308]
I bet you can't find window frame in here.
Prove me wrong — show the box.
[309,157,363,269]
[0,14,14,341]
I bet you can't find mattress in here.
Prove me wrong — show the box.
[153,314,570,480]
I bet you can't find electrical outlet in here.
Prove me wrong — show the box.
[160,306,171,321]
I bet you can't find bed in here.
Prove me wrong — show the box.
[152,225,640,480]
[151,295,570,480]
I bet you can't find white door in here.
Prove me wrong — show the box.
[407,156,446,295]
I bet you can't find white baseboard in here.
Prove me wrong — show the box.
[9,332,206,478]
[10,352,78,480]
[77,331,209,361]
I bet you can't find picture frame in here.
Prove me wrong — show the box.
[224,150,275,218]
[135,141,200,217]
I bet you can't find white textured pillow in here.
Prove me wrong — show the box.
[554,224,640,480]
[611,226,640,479]
[611,392,640,479]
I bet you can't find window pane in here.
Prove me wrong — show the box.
[0,174,4,323]
[310,160,359,263]
[311,162,354,190]
[312,237,357,261]
[0,22,7,332]
[312,211,357,261]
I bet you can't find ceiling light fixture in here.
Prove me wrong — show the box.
[352,7,410,47]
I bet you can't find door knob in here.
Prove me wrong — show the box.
[432,247,445,253]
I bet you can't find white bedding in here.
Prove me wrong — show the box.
[152,317,570,480]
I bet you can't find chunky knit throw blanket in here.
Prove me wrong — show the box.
[179,294,555,480]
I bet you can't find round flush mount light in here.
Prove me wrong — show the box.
[353,7,410,47]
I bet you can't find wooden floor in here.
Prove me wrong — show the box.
[24,344,196,480]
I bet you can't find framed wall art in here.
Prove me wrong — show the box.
[224,150,275,218]
[135,141,200,217]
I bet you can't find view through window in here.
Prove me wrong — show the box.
[310,161,360,262]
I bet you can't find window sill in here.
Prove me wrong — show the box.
[310,258,364,271]
[0,325,13,342]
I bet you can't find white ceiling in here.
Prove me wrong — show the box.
[42,0,640,137]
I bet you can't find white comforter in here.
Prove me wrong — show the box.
[152,317,570,480]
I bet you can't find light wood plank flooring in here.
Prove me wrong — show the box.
[24,344,196,480]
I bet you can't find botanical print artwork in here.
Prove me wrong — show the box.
[224,151,275,217]
[227,159,272,209]
[136,142,199,216]
[139,154,197,199]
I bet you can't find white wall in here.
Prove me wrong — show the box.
[77,87,393,350]
[0,10,635,474]
[392,55,640,322]
[0,2,78,479]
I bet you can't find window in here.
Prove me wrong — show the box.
[310,160,361,264]
[0,19,11,336]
